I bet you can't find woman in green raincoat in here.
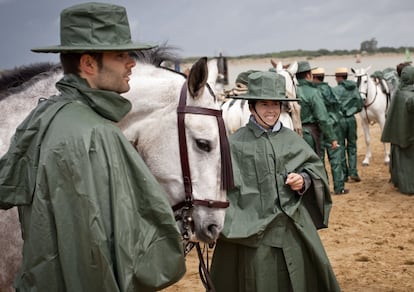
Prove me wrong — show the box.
[0,3,185,291]
[210,71,340,291]
[381,65,414,194]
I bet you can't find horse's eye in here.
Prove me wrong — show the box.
[196,139,211,152]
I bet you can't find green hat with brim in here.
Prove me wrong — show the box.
[296,61,317,74]
[31,2,157,53]
[234,71,299,101]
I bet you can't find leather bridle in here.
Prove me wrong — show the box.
[173,81,234,292]
[356,74,377,108]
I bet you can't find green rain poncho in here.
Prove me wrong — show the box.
[210,120,340,292]
[297,79,336,156]
[0,74,185,291]
[332,80,363,117]
[381,66,414,194]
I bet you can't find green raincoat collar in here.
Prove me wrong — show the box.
[247,119,282,138]
[56,74,132,122]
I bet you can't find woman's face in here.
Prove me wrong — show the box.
[250,100,281,129]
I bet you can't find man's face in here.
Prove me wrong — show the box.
[90,51,136,93]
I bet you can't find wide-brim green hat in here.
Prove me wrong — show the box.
[32,2,157,53]
[296,61,317,74]
[234,71,299,101]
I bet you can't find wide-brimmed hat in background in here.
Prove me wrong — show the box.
[335,67,348,76]
[296,61,317,74]
[32,2,156,53]
[235,71,299,101]
[312,67,325,76]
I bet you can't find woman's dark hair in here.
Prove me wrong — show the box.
[248,99,257,107]
[60,52,103,75]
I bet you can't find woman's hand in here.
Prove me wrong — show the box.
[285,172,305,191]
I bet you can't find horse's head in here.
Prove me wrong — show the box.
[275,61,302,135]
[352,66,371,102]
[121,56,232,244]
[275,61,298,99]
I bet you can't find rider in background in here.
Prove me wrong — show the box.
[0,3,185,291]
[332,67,364,183]
[312,67,348,195]
[296,61,338,157]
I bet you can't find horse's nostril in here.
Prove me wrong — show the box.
[208,224,220,238]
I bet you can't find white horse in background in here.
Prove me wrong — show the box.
[221,61,301,135]
[0,50,232,291]
[352,66,390,166]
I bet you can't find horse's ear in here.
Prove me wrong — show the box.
[188,57,208,99]
[288,62,298,74]
[276,61,283,71]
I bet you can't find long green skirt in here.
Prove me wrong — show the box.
[210,213,340,292]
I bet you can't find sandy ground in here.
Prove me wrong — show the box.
[162,114,414,291]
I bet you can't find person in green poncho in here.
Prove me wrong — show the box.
[210,71,340,292]
[296,61,338,158]
[332,67,364,183]
[381,65,414,194]
[0,3,185,291]
[312,67,348,195]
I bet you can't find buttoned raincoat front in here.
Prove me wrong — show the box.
[0,74,185,291]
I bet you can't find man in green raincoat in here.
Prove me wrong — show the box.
[296,61,338,158]
[381,65,414,194]
[0,3,185,291]
[333,67,364,183]
[210,71,340,291]
[312,67,348,195]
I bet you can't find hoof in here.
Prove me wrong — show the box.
[362,162,369,167]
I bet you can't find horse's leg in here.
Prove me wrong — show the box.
[359,113,372,166]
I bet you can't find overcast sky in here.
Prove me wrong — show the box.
[1,0,413,70]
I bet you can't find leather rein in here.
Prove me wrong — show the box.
[173,81,234,291]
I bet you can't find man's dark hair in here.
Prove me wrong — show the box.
[295,71,309,80]
[313,75,324,82]
[335,73,348,80]
[60,52,103,75]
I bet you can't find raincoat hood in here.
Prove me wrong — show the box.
[339,79,357,90]
[400,65,414,90]
[56,74,132,122]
